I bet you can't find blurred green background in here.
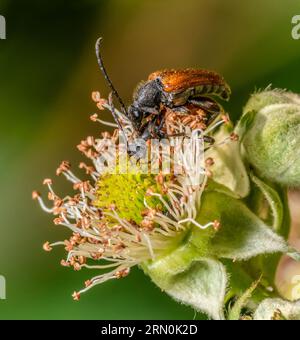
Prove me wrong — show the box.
[0,0,300,319]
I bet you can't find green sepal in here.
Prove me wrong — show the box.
[143,248,228,320]
[193,190,288,260]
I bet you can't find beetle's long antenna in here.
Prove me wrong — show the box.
[108,92,128,146]
[95,37,128,117]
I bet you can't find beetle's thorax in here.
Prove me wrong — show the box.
[133,79,162,109]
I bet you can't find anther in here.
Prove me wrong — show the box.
[79,162,95,175]
[85,280,92,288]
[43,178,52,185]
[205,157,215,167]
[73,262,81,271]
[213,220,221,231]
[155,173,164,185]
[96,100,107,110]
[146,188,154,196]
[53,217,64,225]
[64,240,73,252]
[72,291,80,301]
[86,136,94,146]
[61,259,70,267]
[115,268,130,279]
[43,241,52,252]
[91,91,101,103]
[230,133,239,142]
[48,192,55,201]
[56,161,71,176]
[141,218,154,231]
[90,113,98,122]
[32,191,40,200]
[221,114,230,124]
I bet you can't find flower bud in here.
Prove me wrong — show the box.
[240,90,300,186]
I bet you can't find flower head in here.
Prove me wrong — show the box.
[33,91,231,300]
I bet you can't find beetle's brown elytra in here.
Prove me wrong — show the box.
[148,69,231,100]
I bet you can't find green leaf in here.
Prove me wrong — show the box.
[166,258,227,320]
[250,173,283,231]
[277,186,291,239]
[142,243,200,290]
[235,109,256,140]
[254,298,300,320]
[194,191,288,260]
[260,186,291,283]
[228,277,261,320]
[143,244,228,320]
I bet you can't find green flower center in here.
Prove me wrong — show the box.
[93,172,165,225]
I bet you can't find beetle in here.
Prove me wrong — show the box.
[95,38,231,144]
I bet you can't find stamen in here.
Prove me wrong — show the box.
[35,195,53,213]
[141,233,155,260]
[178,218,214,230]
[148,192,179,220]
[205,119,225,133]
[90,113,118,128]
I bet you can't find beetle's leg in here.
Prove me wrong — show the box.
[138,111,163,139]
[188,97,222,114]
[139,119,156,141]
[127,120,152,159]
[139,106,160,115]
[154,114,167,138]
[203,135,215,144]
[187,97,223,125]
[172,106,189,114]
[140,127,152,141]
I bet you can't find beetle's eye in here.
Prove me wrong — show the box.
[129,106,140,119]
[133,109,140,118]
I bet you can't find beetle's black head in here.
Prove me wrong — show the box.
[128,79,162,133]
